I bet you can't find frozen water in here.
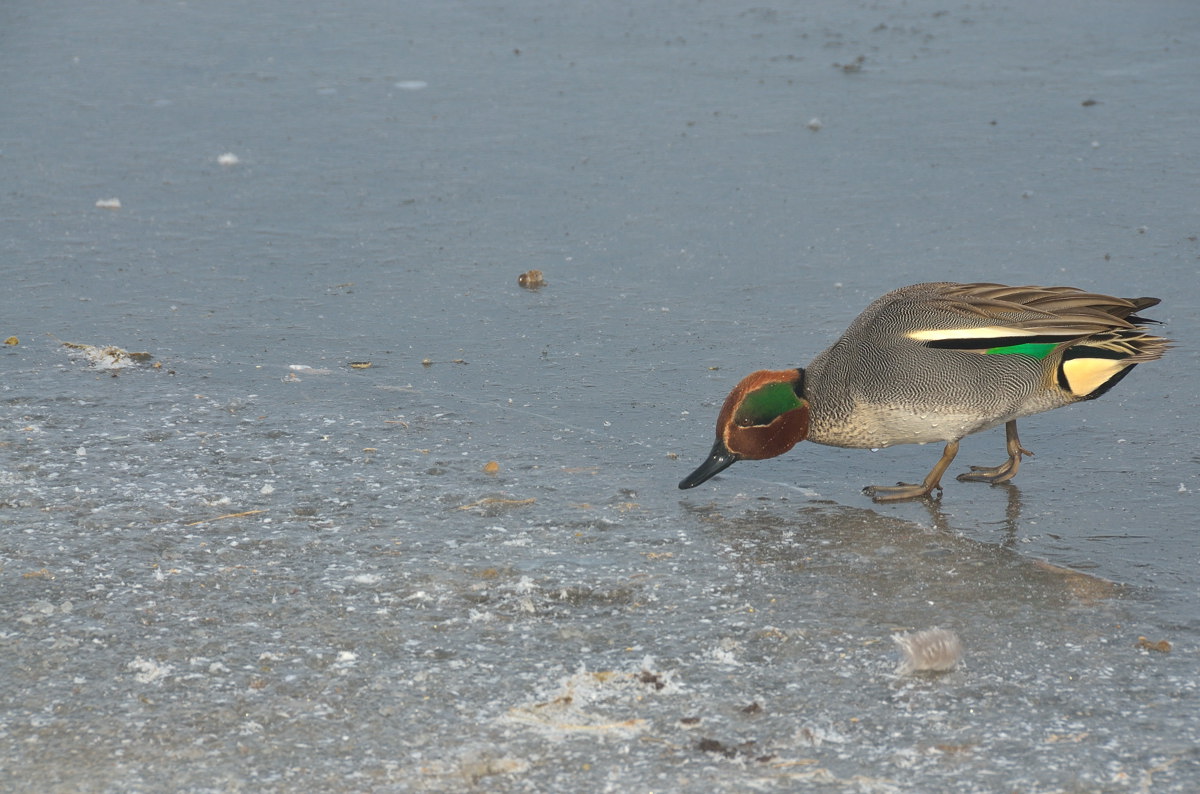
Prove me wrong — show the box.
[2,0,1198,791]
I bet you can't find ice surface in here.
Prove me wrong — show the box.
[2,0,1198,791]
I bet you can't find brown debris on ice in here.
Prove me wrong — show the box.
[517,269,546,289]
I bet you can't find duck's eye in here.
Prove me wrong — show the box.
[736,417,755,428]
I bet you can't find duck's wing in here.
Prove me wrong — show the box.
[903,282,1162,346]
[894,282,1170,399]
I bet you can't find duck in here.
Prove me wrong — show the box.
[678,282,1169,502]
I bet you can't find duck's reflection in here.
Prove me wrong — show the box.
[915,481,1024,549]
[678,479,1123,615]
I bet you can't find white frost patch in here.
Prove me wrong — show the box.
[217,152,240,166]
[349,573,382,585]
[128,656,174,684]
[61,342,151,370]
[709,637,743,666]
[394,80,428,90]
[500,664,680,738]
[95,197,121,209]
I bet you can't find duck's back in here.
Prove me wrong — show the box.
[802,283,1162,448]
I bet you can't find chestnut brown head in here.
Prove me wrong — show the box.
[678,369,809,489]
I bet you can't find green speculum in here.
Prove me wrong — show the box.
[984,341,1058,359]
[735,383,803,426]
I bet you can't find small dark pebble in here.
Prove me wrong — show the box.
[697,738,770,761]
[638,670,666,690]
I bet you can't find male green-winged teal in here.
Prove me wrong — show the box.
[679,282,1169,502]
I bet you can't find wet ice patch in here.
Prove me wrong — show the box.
[16,599,67,624]
[417,751,529,785]
[795,722,851,747]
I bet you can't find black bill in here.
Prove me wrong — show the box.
[678,439,739,489]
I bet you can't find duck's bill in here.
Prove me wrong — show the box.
[678,440,740,489]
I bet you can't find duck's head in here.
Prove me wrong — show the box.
[678,368,809,489]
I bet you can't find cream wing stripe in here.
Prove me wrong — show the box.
[905,326,1041,342]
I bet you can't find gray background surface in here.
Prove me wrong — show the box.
[3,1,1198,791]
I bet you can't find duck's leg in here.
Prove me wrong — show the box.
[956,420,1032,485]
[864,440,960,502]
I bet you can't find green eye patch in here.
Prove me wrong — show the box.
[736,382,803,426]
